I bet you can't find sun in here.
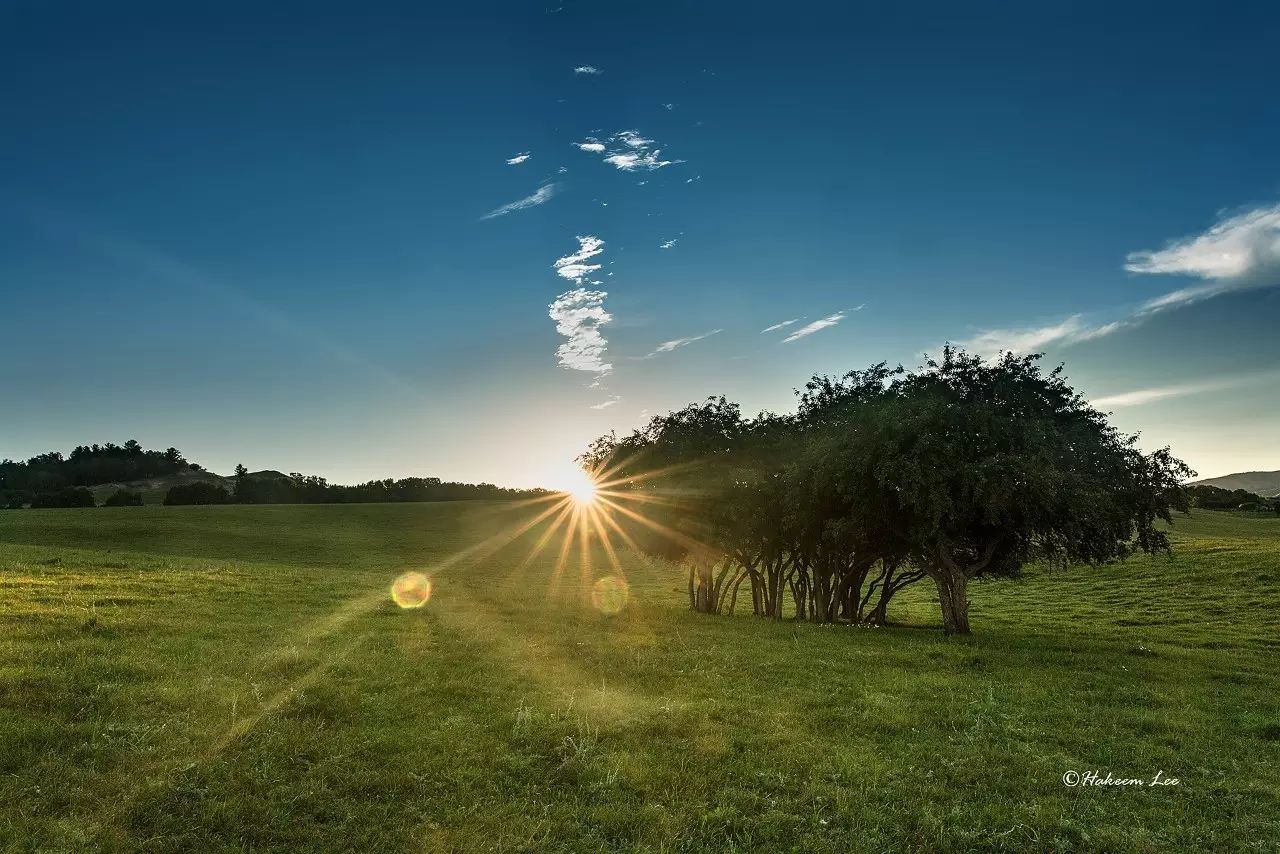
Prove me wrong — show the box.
[562,468,598,507]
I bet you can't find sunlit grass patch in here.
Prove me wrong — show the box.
[0,506,1276,850]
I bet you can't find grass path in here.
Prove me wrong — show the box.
[1,504,1277,851]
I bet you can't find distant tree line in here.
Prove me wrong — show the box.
[0,440,546,508]
[1185,484,1278,512]
[1,441,198,508]
[223,466,542,505]
[162,469,546,506]
[583,349,1194,635]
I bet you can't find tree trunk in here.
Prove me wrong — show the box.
[932,568,970,635]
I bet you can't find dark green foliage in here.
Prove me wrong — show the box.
[29,487,96,508]
[1186,484,1264,509]
[163,481,231,506]
[0,440,191,492]
[584,349,1193,635]
[102,489,143,507]
[231,467,545,505]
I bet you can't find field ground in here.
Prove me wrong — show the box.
[0,502,1277,852]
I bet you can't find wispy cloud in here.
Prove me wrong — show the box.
[573,129,683,172]
[481,183,558,220]
[642,329,722,359]
[1127,203,1280,311]
[780,307,863,343]
[604,150,679,171]
[761,318,800,333]
[590,395,622,410]
[960,314,1126,357]
[505,152,531,165]
[1091,370,1280,409]
[573,65,602,75]
[660,238,678,249]
[783,313,846,343]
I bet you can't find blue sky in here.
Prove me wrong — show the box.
[2,0,1278,488]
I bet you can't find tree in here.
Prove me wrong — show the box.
[865,348,1192,634]
[582,350,1194,635]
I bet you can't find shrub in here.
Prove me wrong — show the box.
[163,481,231,506]
[30,487,96,508]
[103,489,144,507]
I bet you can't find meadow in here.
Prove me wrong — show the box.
[0,502,1277,852]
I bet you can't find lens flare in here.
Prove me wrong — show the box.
[391,572,433,609]
[590,575,629,615]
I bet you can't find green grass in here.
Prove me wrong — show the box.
[0,503,1277,852]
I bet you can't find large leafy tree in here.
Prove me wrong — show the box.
[869,348,1193,634]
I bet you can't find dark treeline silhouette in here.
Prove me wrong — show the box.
[583,348,1193,635]
[1,441,198,507]
[1,441,198,491]
[1186,484,1277,512]
[221,466,545,506]
[2,441,548,508]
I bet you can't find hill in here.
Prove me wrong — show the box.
[87,469,287,505]
[1190,469,1280,497]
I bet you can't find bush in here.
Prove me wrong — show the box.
[103,489,143,507]
[30,487,96,508]
[163,481,231,506]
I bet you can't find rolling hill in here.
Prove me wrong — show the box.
[88,469,289,504]
[1189,470,1280,497]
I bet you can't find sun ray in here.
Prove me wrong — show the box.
[550,508,581,595]
[594,494,715,555]
[589,504,627,582]
[505,499,576,582]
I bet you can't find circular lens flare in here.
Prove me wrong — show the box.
[591,575,629,615]
[391,572,433,609]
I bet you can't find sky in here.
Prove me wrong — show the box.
[2,0,1278,489]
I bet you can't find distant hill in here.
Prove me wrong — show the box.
[1189,470,1280,498]
[89,469,287,505]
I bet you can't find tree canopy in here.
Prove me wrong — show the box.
[583,349,1192,635]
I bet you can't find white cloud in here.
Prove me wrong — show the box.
[573,129,684,172]
[506,152,531,165]
[549,237,612,376]
[590,395,622,410]
[549,288,612,375]
[604,150,679,171]
[1090,371,1279,409]
[761,318,800,333]
[782,312,847,343]
[959,314,1125,357]
[642,329,722,359]
[1127,203,1280,311]
[574,65,602,75]
[616,130,654,148]
[480,183,558,220]
[553,235,605,285]
[660,239,678,249]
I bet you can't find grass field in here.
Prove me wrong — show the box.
[1,502,1278,852]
